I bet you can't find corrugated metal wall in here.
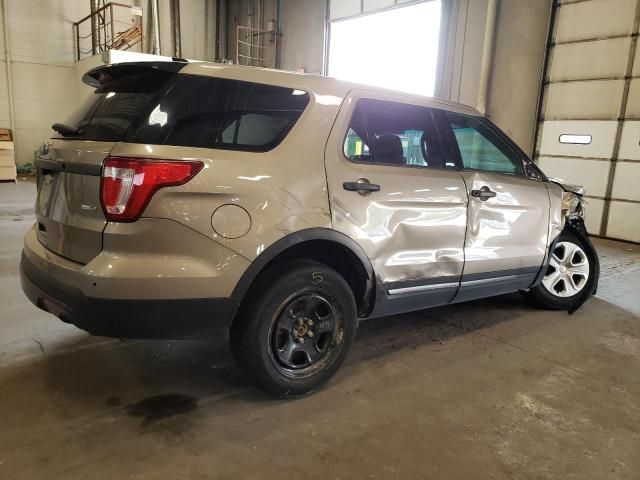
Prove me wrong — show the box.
[536,0,640,242]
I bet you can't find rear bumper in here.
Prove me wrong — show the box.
[20,250,239,340]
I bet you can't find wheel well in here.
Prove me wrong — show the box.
[237,239,375,318]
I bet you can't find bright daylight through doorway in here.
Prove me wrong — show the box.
[328,1,442,97]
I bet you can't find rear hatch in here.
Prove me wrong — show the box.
[35,62,183,264]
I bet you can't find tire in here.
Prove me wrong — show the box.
[527,230,595,310]
[230,259,357,398]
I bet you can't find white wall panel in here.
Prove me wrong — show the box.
[625,79,640,119]
[7,0,87,65]
[0,61,10,128]
[606,201,640,241]
[330,0,361,20]
[364,0,395,12]
[633,42,640,77]
[12,62,77,164]
[555,0,637,43]
[279,0,325,74]
[180,0,213,61]
[544,80,624,120]
[584,198,605,235]
[612,163,640,202]
[537,156,610,197]
[487,0,551,152]
[549,38,630,81]
[538,120,618,158]
[619,121,640,160]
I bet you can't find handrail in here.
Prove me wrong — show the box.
[73,2,132,26]
[74,2,143,61]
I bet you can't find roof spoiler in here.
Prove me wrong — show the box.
[82,61,187,88]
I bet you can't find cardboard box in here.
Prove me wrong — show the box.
[0,138,16,181]
[0,128,12,142]
[0,165,16,182]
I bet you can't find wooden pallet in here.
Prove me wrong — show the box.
[0,132,16,182]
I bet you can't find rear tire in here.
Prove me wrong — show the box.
[230,260,357,398]
[527,230,594,310]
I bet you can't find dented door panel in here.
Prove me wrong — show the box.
[458,171,550,276]
[330,164,468,284]
[324,91,470,288]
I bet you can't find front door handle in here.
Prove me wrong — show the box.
[343,178,380,195]
[471,186,497,201]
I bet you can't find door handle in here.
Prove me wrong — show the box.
[471,186,497,201]
[343,178,380,195]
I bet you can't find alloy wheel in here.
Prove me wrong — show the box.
[542,241,590,298]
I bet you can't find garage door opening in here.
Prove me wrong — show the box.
[327,1,442,97]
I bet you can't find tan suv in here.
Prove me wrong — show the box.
[21,61,599,397]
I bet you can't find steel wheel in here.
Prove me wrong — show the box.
[269,292,343,378]
[542,241,590,298]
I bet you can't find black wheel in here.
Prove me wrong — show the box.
[527,230,595,310]
[230,260,357,398]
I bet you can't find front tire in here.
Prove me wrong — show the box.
[231,260,357,398]
[527,230,594,310]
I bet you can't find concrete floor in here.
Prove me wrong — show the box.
[1,179,639,480]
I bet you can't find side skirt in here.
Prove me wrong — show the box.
[368,267,540,319]
[368,276,459,319]
[452,267,539,304]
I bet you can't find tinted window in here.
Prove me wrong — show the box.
[61,70,175,141]
[343,99,442,168]
[132,76,310,151]
[445,112,523,176]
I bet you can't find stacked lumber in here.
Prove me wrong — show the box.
[111,24,142,51]
[0,128,16,182]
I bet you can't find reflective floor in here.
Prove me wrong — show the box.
[1,180,639,479]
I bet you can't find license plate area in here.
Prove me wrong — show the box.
[34,164,107,264]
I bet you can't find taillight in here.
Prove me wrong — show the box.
[100,156,203,222]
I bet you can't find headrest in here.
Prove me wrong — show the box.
[374,135,404,165]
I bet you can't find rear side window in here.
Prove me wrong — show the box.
[445,112,524,176]
[343,99,442,168]
[61,70,175,141]
[132,76,310,152]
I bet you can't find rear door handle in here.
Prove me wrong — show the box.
[471,186,497,200]
[343,178,380,195]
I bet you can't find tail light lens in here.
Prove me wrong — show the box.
[100,156,203,222]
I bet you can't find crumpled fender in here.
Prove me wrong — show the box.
[565,218,600,314]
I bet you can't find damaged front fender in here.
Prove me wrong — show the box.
[533,179,599,313]
[564,217,600,314]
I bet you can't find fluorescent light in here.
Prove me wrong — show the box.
[559,134,592,145]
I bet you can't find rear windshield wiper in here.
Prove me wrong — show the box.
[52,123,81,136]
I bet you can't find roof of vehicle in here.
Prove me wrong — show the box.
[180,61,483,116]
[86,60,482,117]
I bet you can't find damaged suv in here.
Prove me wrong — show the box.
[20,61,598,397]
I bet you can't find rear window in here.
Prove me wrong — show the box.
[61,73,310,152]
[61,70,175,142]
[131,76,310,152]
